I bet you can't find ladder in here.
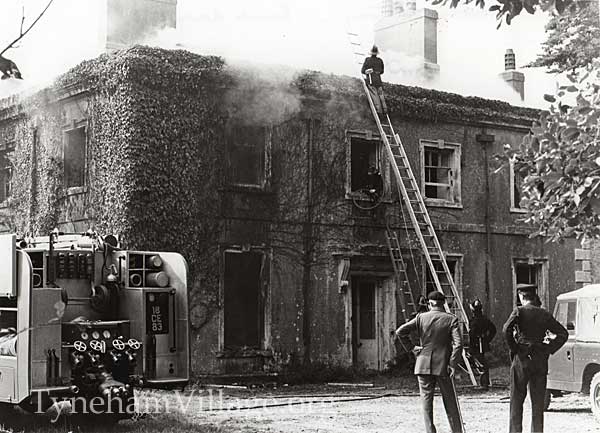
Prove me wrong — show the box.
[347,32,477,386]
[385,229,417,323]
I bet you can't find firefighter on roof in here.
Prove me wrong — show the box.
[361,45,388,115]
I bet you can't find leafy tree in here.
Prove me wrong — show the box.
[431,0,593,26]
[0,0,55,80]
[501,62,600,242]
[528,1,600,73]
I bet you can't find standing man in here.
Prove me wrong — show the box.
[503,284,568,433]
[361,45,388,115]
[469,299,496,390]
[395,291,464,433]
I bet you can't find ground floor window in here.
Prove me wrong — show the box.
[512,259,548,307]
[223,251,265,349]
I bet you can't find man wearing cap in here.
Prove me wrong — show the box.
[503,284,568,433]
[361,45,388,115]
[395,291,464,433]
[469,299,496,390]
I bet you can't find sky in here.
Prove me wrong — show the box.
[0,0,562,107]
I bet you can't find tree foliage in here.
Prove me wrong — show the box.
[430,0,594,26]
[502,61,600,241]
[528,2,600,73]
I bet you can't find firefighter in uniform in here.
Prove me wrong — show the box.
[502,284,568,433]
[395,291,464,433]
[469,299,496,389]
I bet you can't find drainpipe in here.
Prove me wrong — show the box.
[29,128,39,232]
[302,118,314,366]
[476,132,495,314]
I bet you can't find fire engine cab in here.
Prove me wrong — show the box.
[0,231,189,417]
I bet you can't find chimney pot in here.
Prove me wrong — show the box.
[504,48,516,71]
[393,0,405,14]
[382,0,394,17]
[407,0,417,10]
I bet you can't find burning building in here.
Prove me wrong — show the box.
[0,45,583,377]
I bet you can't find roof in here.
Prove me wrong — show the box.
[0,45,539,127]
[556,284,600,300]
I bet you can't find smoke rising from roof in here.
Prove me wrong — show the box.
[0,0,561,110]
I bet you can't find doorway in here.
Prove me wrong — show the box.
[351,276,396,370]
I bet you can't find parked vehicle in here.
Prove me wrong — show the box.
[0,232,190,421]
[545,284,600,422]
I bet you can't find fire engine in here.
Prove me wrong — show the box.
[0,231,190,418]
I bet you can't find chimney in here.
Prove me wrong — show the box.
[101,0,177,52]
[393,0,405,14]
[374,4,440,81]
[382,0,394,17]
[499,49,525,101]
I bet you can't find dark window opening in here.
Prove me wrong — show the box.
[228,126,266,186]
[64,127,86,188]
[351,138,380,192]
[515,263,538,286]
[224,251,264,349]
[515,262,541,306]
[424,147,454,201]
[0,142,14,203]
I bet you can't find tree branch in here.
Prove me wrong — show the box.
[0,0,55,57]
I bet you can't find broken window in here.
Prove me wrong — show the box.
[421,140,461,206]
[513,260,548,307]
[64,127,86,188]
[0,142,14,203]
[350,137,381,193]
[223,251,264,349]
[227,125,268,187]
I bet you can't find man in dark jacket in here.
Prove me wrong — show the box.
[469,299,496,389]
[361,45,388,115]
[395,291,464,433]
[503,284,568,433]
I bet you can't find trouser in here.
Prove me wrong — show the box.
[417,374,464,433]
[474,352,489,388]
[509,355,548,433]
[366,85,388,114]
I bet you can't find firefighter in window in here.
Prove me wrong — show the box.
[365,165,383,202]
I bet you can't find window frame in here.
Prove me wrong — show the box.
[509,158,527,213]
[218,246,271,354]
[511,257,549,308]
[419,139,462,208]
[345,130,390,201]
[0,141,15,206]
[62,122,88,194]
[226,125,272,190]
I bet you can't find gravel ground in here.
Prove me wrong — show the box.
[183,388,597,433]
[1,368,597,433]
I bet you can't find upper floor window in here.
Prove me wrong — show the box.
[0,141,15,203]
[420,139,461,207]
[510,159,526,212]
[346,132,388,200]
[227,125,270,188]
[64,126,87,189]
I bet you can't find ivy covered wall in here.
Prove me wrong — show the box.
[0,45,576,376]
